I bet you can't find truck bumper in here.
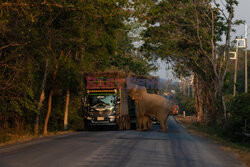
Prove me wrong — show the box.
[85,119,117,126]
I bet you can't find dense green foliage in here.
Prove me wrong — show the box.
[0,0,154,140]
[176,92,250,145]
[138,0,244,124]
[226,93,250,139]
[224,57,250,95]
[137,0,249,144]
[0,0,248,147]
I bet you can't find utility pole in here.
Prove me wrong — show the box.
[233,41,239,96]
[232,36,247,96]
[245,23,248,93]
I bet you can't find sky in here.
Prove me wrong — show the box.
[233,0,250,46]
[153,0,250,80]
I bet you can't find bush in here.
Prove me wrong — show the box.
[0,133,11,143]
[224,93,250,143]
[176,94,196,116]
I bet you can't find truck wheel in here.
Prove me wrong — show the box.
[84,120,90,130]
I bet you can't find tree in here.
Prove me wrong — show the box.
[140,0,240,124]
[0,0,156,138]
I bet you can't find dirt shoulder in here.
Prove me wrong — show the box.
[174,115,250,167]
[0,131,74,147]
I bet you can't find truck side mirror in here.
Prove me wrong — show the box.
[81,96,88,107]
[116,97,120,104]
[84,103,88,107]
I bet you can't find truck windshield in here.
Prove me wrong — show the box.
[88,95,115,107]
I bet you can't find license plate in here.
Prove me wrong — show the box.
[97,117,104,121]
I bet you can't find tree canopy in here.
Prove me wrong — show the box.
[0,0,246,139]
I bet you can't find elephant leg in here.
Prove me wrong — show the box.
[159,120,164,131]
[136,116,143,131]
[159,117,168,132]
[142,116,149,131]
[164,113,171,132]
[136,101,145,131]
[164,118,168,132]
[147,117,152,130]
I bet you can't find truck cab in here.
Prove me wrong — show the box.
[83,89,120,128]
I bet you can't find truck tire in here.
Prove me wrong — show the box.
[84,119,91,130]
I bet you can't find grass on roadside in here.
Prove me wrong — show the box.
[175,115,250,167]
[0,131,73,147]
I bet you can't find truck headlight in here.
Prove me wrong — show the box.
[108,116,116,122]
[112,110,118,115]
[108,116,116,119]
[107,106,114,111]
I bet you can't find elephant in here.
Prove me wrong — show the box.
[128,85,172,132]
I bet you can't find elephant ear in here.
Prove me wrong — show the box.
[128,85,137,96]
[128,85,146,101]
[128,89,141,101]
[128,89,137,99]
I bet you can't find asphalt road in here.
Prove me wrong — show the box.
[0,116,244,167]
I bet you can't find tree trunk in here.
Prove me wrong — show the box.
[43,51,63,135]
[220,2,233,123]
[64,89,70,130]
[222,93,227,122]
[219,81,227,123]
[194,74,203,122]
[44,89,53,135]
[35,59,49,135]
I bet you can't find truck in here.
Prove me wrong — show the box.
[81,72,137,130]
[83,89,119,127]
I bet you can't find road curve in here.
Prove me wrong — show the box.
[0,116,244,167]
